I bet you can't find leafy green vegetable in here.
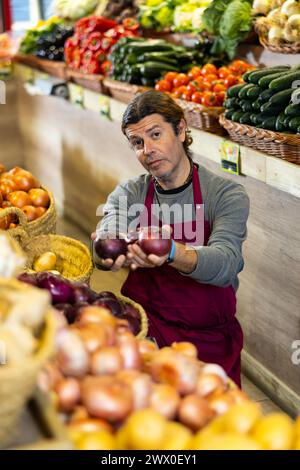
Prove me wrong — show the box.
[219,0,252,39]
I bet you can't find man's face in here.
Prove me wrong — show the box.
[125,114,186,181]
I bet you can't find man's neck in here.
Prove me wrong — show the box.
[155,155,191,190]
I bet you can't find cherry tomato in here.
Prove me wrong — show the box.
[191,92,203,104]
[224,74,239,88]
[155,80,172,93]
[164,72,178,85]
[218,67,231,79]
[201,64,217,76]
[187,66,202,80]
[173,73,189,88]
[213,83,227,93]
[201,92,218,107]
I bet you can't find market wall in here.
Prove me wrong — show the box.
[0,80,23,167]
[15,79,300,416]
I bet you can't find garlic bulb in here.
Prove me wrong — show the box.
[284,14,300,41]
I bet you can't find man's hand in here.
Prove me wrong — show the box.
[127,225,171,271]
[91,232,130,272]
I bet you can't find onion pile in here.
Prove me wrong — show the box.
[0,165,50,228]
[18,272,142,335]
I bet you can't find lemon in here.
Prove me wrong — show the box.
[76,431,116,450]
[190,415,227,450]
[161,422,192,450]
[125,409,167,450]
[223,401,262,434]
[194,432,262,450]
[252,413,294,450]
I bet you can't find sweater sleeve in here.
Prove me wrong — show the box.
[185,183,250,288]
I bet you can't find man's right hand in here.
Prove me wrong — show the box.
[91,232,130,272]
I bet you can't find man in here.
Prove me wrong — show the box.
[95,91,249,386]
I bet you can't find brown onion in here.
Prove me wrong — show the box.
[196,373,227,399]
[55,377,81,413]
[171,341,198,358]
[56,329,89,378]
[67,418,112,434]
[28,188,50,207]
[78,324,108,353]
[90,347,123,376]
[77,306,116,328]
[117,370,153,410]
[35,206,47,219]
[22,205,38,222]
[138,339,159,362]
[116,331,141,370]
[209,392,235,416]
[37,362,63,393]
[81,376,133,423]
[70,406,89,422]
[178,394,215,431]
[14,173,39,192]
[150,383,180,420]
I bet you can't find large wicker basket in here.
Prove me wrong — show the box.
[118,293,148,340]
[1,187,56,247]
[67,68,106,93]
[0,279,56,447]
[24,234,93,284]
[255,20,300,54]
[219,114,300,164]
[35,58,67,80]
[103,78,148,104]
[13,53,41,70]
[176,98,225,134]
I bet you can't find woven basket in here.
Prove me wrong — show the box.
[24,234,93,284]
[219,114,300,164]
[35,58,67,80]
[176,98,225,134]
[0,279,56,447]
[13,53,41,70]
[255,20,300,54]
[67,68,106,93]
[1,187,56,247]
[118,293,148,340]
[103,78,148,104]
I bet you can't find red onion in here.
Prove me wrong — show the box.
[37,272,74,304]
[94,238,127,261]
[138,227,171,256]
[18,272,38,287]
[55,303,77,324]
[93,297,124,318]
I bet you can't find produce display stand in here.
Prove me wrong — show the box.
[6,389,73,450]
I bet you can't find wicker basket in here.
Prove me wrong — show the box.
[24,234,93,284]
[255,20,300,54]
[35,58,67,80]
[176,98,225,134]
[13,53,41,70]
[67,68,106,93]
[103,78,148,104]
[1,187,56,247]
[219,114,300,164]
[118,293,148,340]
[0,279,56,447]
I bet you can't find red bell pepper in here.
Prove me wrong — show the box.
[72,47,83,69]
[82,59,101,75]
[87,32,102,52]
[94,50,107,64]
[100,60,112,76]
[100,37,116,52]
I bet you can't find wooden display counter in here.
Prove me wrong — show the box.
[10,64,300,416]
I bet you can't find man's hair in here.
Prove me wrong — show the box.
[121,90,193,158]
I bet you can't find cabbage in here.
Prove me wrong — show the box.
[52,0,98,20]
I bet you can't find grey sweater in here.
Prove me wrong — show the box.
[98,164,250,291]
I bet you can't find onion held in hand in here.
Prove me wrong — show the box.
[94,238,127,261]
[138,228,171,256]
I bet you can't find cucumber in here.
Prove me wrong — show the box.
[250,113,258,124]
[224,108,236,119]
[291,88,300,105]
[297,125,300,134]
[231,111,244,122]
[246,66,290,85]
[239,113,252,125]
[257,89,275,104]
[238,84,257,99]
[246,85,262,99]
[260,101,284,115]
[284,116,292,127]
[275,113,287,132]
[284,104,300,117]
[252,100,261,111]
[252,114,270,125]
[224,97,240,109]
[227,84,245,98]
[288,117,300,131]
[241,100,254,112]
[258,71,287,89]
[269,71,300,92]
[261,116,277,130]
[269,89,293,107]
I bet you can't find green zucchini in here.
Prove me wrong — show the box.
[284,104,300,117]
[139,61,179,79]
[246,85,262,99]
[239,113,252,125]
[257,89,275,104]
[231,111,245,122]
[224,97,240,109]
[258,71,287,89]
[238,84,257,99]
[261,116,277,130]
[269,89,293,107]
[288,117,300,131]
[246,66,290,85]
[241,100,254,112]
[224,108,236,119]
[269,71,300,92]
[227,84,245,98]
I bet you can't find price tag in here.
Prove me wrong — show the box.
[69,83,84,108]
[98,94,110,119]
[220,140,241,175]
[33,70,49,82]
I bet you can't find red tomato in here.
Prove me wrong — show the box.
[187,83,197,94]
[187,66,202,80]
[173,86,189,99]
[164,72,178,85]
[216,91,226,106]
[191,92,203,104]
[201,64,217,76]
[173,73,189,88]
[213,83,227,93]
[224,74,239,88]
[204,73,219,83]
[155,80,172,92]
[218,67,231,79]
[201,92,218,107]
[229,60,250,75]
[202,81,213,91]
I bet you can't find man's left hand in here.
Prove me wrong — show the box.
[127,225,171,270]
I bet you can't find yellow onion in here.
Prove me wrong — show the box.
[196,373,227,398]
[55,377,81,413]
[77,324,109,353]
[150,383,180,420]
[171,341,198,358]
[90,347,123,376]
[56,329,89,378]
[117,370,153,411]
[116,331,142,370]
[178,394,215,431]
[138,339,158,362]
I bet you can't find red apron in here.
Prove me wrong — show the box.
[121,165,243,386]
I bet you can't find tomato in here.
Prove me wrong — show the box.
[7,191,31,208]
[224,74,239,88]
[0,178,18,198]
[164,72,178,84]
[155,80,171,93]
[187,83,197,94]
[229,60,250,75]
[213,83,227,93]
[216,91,226,106]
[191,92,203,104]
[204,73,219,83]
[22,205,38,222]
[173,86,189,99]
[201,92,218,107]
[173,73,189,88]
[218,67,231,79]
[202,81,213,91]
[201,64,217,76]
[187,66,202,80]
